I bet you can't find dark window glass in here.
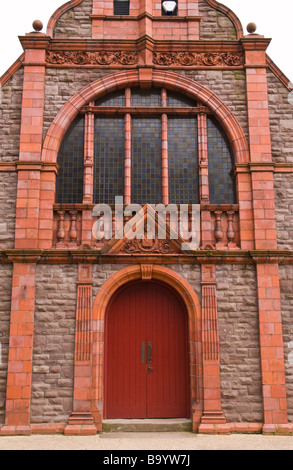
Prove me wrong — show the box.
[95,90,125,107]
[94,117,125,204]
[114,0,130,15]
[55,116,84,203]
[131,118,162,204]
[207,117,235,204]
[168,117,199,204]
[131,88,161,107]
[167,91,195,107]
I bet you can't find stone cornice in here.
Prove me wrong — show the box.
[234,162,293,174]
[89,13,202,22]
[1,249,293,265]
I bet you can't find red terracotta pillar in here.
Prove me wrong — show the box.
[198,110,213,249]
[124,88,132,205]
[1,28,50,435]
[15,30,50,250]
[256,262,288,430]
[2,263,36,435]
[161,88,169,205]
[242,31,288,431]
[64,265,97,435]
[81,104,95,246]
[199,265,226,431]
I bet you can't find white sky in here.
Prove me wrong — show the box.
[0,0,292,83]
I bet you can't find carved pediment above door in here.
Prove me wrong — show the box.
[101,204,196,255]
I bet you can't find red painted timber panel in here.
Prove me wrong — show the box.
[105,281,189,419]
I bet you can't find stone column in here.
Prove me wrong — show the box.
[15,27,50,250]
[64,265,97,435]
[199,265,226,432]
[161,88,169,205]
[2,263,37,435]
[81,104,95,246]
[242,26,288,431]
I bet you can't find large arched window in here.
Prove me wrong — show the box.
[55,87,236,207]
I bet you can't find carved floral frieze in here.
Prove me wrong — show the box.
[153,51,245,67]
[121,237,178,254]
[46,50,139,66]
[46,50,245,67]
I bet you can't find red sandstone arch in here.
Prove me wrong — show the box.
[90,264,202,425]
[204,0,244,39]
[41,70,250,165]
[46,0,84,37]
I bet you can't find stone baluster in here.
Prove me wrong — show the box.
[214,211,223,247]
[57,210,66,243]
[227,210,236,248]
[69,210,78,244]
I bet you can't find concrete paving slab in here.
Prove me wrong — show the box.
[0,432,292,450]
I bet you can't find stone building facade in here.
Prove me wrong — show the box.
[0,0,292,435]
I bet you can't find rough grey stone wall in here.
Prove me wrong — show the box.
[31,265,77,424]
[0,265,13,425]
[274,173,293,250]
[216,264,263,423]
[53,0,93,39]
[267,69,293,163]
[92,264,201,302]
[198,0,237,40]
[0,172,17,249]
[179,69,249,142]
[0,68,23,162]
[279,265,293,423]
[43,68,114,141]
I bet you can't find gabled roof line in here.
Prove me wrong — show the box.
[204,0,244,39]
[0,53,24,87]
[266,54,293,91]
[46,0,84,38]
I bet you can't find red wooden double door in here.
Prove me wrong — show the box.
[105,281,189,419]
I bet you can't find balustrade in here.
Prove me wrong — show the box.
[53,203,240,250]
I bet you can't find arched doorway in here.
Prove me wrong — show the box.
[104,280,189,419]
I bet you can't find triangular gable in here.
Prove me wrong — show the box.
[101,204,197,255]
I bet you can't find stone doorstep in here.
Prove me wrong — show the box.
[102,419,193,433]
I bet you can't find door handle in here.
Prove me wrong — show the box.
[147,365,154,374]
[141,342,145,363]
[148,342,152,363]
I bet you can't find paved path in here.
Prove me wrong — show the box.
[0,432,292,450]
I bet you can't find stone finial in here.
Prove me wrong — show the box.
[32,20,43,32]
[246,22,257,34]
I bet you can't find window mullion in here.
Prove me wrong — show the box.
[124,88,131,204]
[83,103,94,204]
[198,111,210,204]
[161,89,169,205]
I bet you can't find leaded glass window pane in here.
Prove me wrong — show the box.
[207,117,235,204]
[167,92,195,107]
[131,118,162,204]
[55,116,84,203]
[131,88,161,107]
[168,117,199,204]
[95,90,125,107]
[94,117,125,204]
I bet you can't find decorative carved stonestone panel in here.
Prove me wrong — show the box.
[153,51,245,67]
[46,50,139,66]
[121,237,179,254]
[141,264,153,280]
